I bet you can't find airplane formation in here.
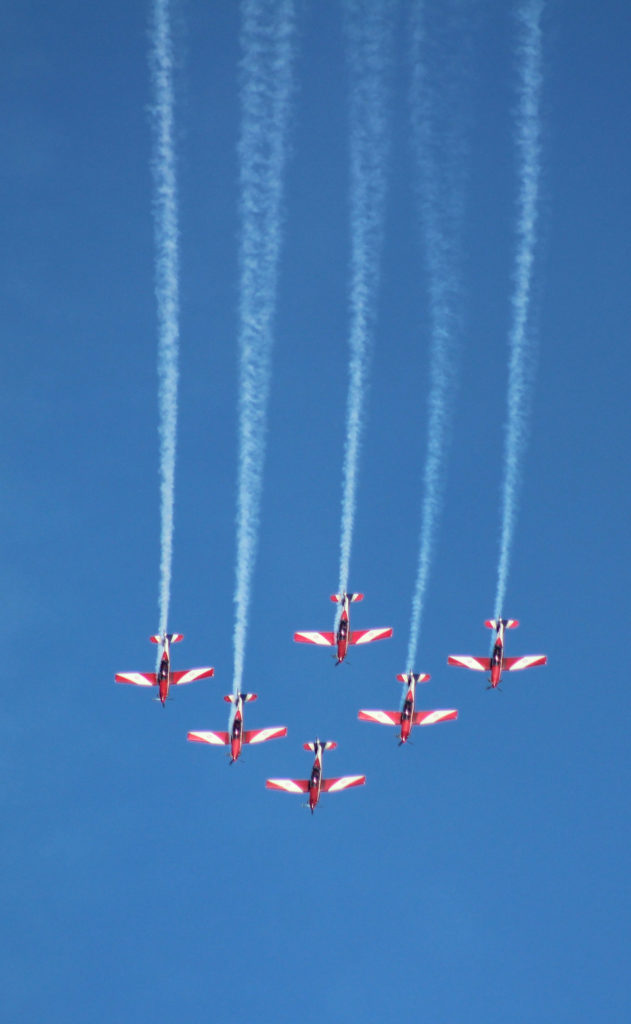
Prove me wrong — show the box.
[115,600,547,812]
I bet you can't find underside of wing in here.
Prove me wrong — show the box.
[170,667,215,685]
[321,775,366,793]
[357,709,399,726]
[503,655,547,671]
[293,631,336,646]
[412,709,459,725]
[243,727,288,745]
[447,655,489,672]
[187,730,229,745]
[115,672,157,687]
[350,627,393,645]
[266,778,310,793]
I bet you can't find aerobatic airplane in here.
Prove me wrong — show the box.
[293,592,392,665]
[115,633,214,707]
[358,672,458,744]
[187,692,287,763]
[266,739,365,813]
[448,618,547,689]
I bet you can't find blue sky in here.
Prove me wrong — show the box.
[2,2,630,1022]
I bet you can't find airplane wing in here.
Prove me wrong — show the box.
[187,730,230,745]
[170,667,215,685]
[321,775,366,792]
[412,709,459,725]
[293,631,336,646]
[447,655,489,672]
[266,778,310,793]
[115,672,157,687]
[243,727,288,744]
[502,655,548,671]
[358,709,400,726]
[349,627,393,645]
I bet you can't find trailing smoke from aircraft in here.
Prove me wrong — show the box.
[337,0,393,610]
[494,0,544,621]
[232,0,295,699]
[150,0,180,641]
[406,1,469,672]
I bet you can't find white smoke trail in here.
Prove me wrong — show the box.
[150,0,180,639]
[406,1,468,672]
[232,0,295,697]
[493,0,544,621]
[337,0,393,605]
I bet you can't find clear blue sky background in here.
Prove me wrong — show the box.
[2,2,630,1022]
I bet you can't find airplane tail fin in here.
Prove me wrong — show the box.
[396,672,431,684]
[484,619,519,631]
[150,632,184,644]
[330,593,364,603]
[303,740,337,752]
[223,693,258,703]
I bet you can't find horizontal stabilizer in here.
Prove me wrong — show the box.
[321,775,366,793]
[115,671,157,687]
[187,730,229,746]
[224,693,257,703]
[330,593,364,603]
[350,627,393,646]
[293,631,335,646]
[447,655,489,672]
[303,741,337,752]
[266,778,310,794]
[502,654,547,671]
[150,633,184,644]
[243,726,287,745]
[170,667,214,685]
[484,619,518,631]
[396,672,431,684]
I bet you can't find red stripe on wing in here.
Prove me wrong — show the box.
[321,775,366,793]
[349,627,393,645]
[115,672,157,687]
[447,655,489,671]
[186,730,230,745]
[358,709,399,726]
[502,655,547,671]
[293,631,336,646]
[266,778,310,794]
[170,667,215,685]
[412,709,458,725]
[243,727,288,745]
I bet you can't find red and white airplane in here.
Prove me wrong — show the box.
[448,619,547,689]
[115,633,214,707]
[293,592,393,665]
[358,672,458,744]
[187,692,287,764]
[266,739,365,813]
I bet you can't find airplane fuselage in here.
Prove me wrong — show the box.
[158,646,171,705]
[308,755,322,812]
[230,708,244,762]
[399,692,414,743]
[488,620,507,686]
[490,640,503,686]
[336,614,350,664]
